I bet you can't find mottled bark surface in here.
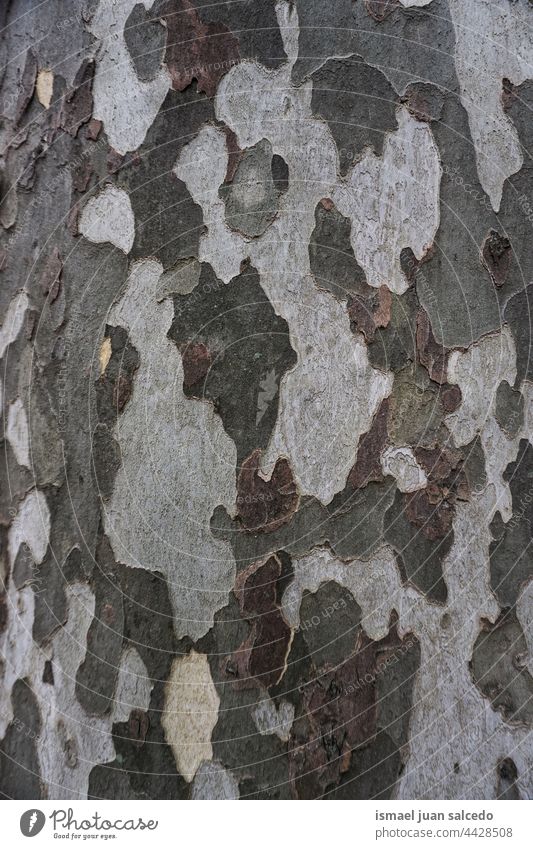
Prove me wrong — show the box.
[1,0,533,800]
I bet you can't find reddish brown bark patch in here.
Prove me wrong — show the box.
[441,384,462,413]
[222,125,243,183]
[40,246,62,302]
[62,59,94,137]
[416,307,448,384]
[348,398,389,489]
[364,0,399,22]
[502,78,518,112]
[226,555,292,690]
[288,622,415,798]
[236,449,299,533]
[482,229,512,289]
[14,49,37,126]
[113,374,133,413]
[405,446,469,540]
[86,118,102,141]
[179,341,213,389]
[128,709,150,747]
[160,0,240,97]
[348,284,392,343]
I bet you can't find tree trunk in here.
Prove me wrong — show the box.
[1,0,532,801]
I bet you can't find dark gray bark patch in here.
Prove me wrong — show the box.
[309,199,368,301]
[0,679,42,799]
[472,610,533,725]
[169,261,297,464]
[489,440,533,608]
[124,3,167,83]
[310,56,398,175]
[118,87,211,269]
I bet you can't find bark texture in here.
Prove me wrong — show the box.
[1,0,533,800]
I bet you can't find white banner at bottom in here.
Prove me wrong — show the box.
[4,799,532,848]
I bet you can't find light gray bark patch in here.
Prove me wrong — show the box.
[168,261,297,463]
[309,200,367,301]
[310,57,398,175]
[124,4,167,83]
[219,139,287,237]
[472,610,533,725]
[117,88,211,269]
[498,79,533,308]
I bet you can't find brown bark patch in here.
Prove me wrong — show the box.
[179,341,213,389]
[226,555,292,690]
[62,59,94,137]
[348,284,392,343]
[364,0,399,22]
[236,448,299,533]
[416,307,448,384]
[348,398,389,489]
[160,0,240,98]
[40,246,62,302]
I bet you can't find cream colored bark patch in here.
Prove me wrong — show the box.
[98,336,112,376]
[162,652,220,782]
[79,186,135,253]
[36,69,53,108]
